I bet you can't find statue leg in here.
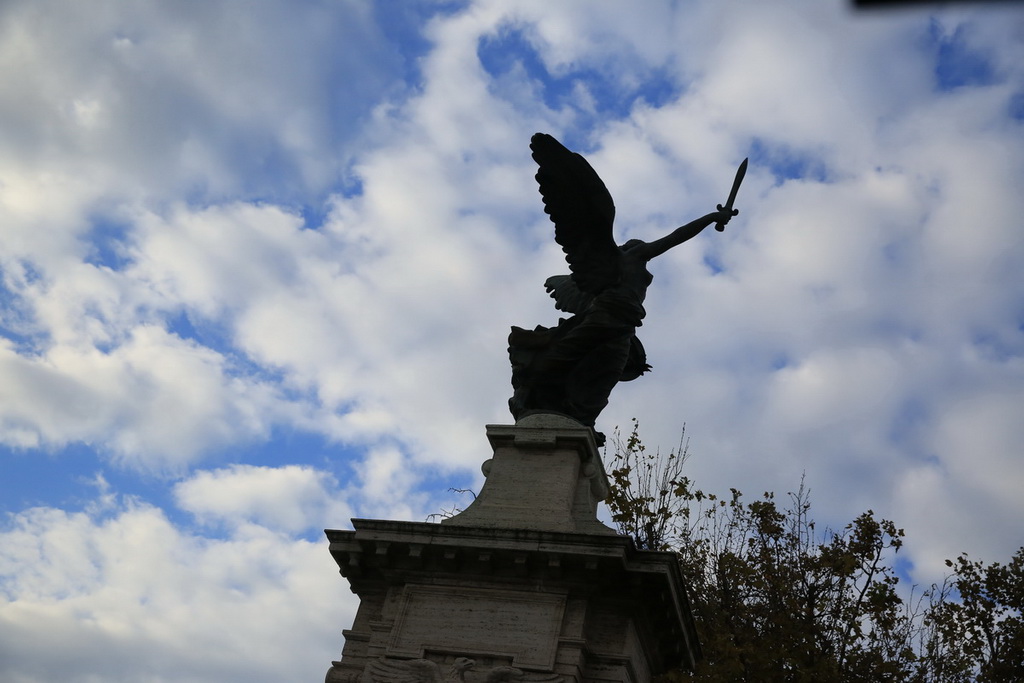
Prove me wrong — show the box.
[564,334,631,427]
[507,315,633,425]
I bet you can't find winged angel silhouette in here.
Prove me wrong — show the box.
[508,133,745,437]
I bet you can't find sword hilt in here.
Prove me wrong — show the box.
[714,204,739,232]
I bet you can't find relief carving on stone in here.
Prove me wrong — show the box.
[358,656,563,683]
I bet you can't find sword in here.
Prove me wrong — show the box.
[715,157,748,232]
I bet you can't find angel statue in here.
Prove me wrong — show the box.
[508,133,746,440]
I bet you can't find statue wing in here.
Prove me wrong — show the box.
[544,275,591,315]
[531,133,620,296]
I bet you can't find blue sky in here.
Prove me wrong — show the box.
[1,1,1023,681]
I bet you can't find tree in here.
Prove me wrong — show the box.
[604,421,1023,682]
[922,549,1024,682]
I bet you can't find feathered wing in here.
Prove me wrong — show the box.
[530,133,620,299]
[543,275,590,314]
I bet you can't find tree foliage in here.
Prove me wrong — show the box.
[924,552,1024,681]
[604,420,1024,682]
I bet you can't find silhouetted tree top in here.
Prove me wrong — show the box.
[605,421,1024,682]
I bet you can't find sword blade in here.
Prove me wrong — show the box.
[715,157,748,232]
[723,157,748,211]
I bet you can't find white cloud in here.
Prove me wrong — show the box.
[1,6,1023,679]
[0,327,282,471]
[126,202,328,318]
[0,493,355,683]
[174,464,352,534]
[907,382,1024,565]
[0,0,399,202]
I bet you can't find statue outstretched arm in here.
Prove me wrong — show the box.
[634,158,747,261]
[635,209,732,261]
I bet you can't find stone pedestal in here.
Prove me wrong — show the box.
[324,414,700,682]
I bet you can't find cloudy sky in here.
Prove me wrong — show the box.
[1,0,1022,680]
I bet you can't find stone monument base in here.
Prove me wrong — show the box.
[324,414,700,682]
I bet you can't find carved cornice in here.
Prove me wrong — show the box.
[325,520,701,672]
